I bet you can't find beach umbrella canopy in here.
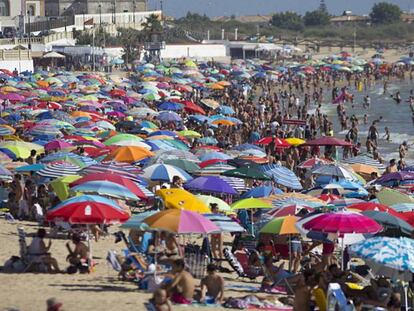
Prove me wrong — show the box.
[143,209,219,234]
[347,202,398,215]
[195,194,231,212]
[70,172,147,199]
[0,164,12,180]
[261,164,303,190]
[260,216,299,235]
[104,146,154,163]
[44,139,74,151]
[37,161,82,179]
[120,211,157,230]
[103,134,143,146]
[222,165,272,180]
[376,171,414,184]
[185,176,237,195]
[158,111,182,122]
[81,162,141,181]
[46,195,129,224]
[361,210,414,236]
[267,204,314,218]
[302,211,382,234]
[255,137,290,148]
[312,164,354,180]
[71,180,139,200]
[241,186,283,198]
[163,159,200,173]
[305,137,352,146]
[204,214,246,232]
[156,188,211,213]
[50,175,82,201]
[231,198,272,210]
[377,188,414,206]
[142,163,192,182]
[349,237,414,281]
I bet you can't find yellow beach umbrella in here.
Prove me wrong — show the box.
[231,198,272,210]
[285,138,305,146]
[50,175,82,201]
[156,188,211,213]
[178,130,201,138]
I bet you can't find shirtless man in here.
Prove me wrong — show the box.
[66,234,89,266]
[166,259,195,304]
[200,264,225,303]
[293,274,311,311]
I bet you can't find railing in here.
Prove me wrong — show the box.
[0,31,73,46]
[0,50,32,60]
[25,16,75,33]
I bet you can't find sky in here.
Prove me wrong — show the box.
[147,0,414,18]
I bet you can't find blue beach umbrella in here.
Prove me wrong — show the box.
[241,186,283,198]
[71,180,139,200]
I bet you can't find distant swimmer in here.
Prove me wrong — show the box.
[391,91,401,104]
[383,127,390,142]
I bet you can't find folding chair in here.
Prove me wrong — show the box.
[327,283,354,311]
[184,252,208,279]
[223,247,257,280]
[18,227,48,272]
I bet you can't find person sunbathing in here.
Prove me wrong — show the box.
[27,228,62,273]
[165,259,195,304]
[199,264,225,304]
[66,234,89,267]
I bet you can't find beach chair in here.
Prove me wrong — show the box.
[106,250,122,273]
[223,248,257,280]
[327,283,354,311]
[184,251,208,279]
[17,227,48,272]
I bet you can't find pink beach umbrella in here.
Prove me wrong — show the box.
[44,140,74,151]
[302,211,382,234]
[143,209,219,234]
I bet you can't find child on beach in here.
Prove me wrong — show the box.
[383,127,390,142]
[149,289,172,311]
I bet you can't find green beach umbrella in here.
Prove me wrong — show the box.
[223,166,272,181]
[104,134,143,146]
[231,198,272,210]
[164,159,200,173]
[195,194,231,212]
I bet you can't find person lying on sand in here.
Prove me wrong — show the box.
[199,264,225,304]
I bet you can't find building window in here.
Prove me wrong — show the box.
[0,0,9,16]
[27,4,36,16]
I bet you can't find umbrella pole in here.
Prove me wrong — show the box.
[87,225,92,272]
[251,211,254,237]
[289,236,292,272]
[341,238,344,270]
[404,282,408,311]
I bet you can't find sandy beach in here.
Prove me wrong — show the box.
[0,219,282,311]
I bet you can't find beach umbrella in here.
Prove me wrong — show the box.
[156,188,211,213]
[267,204,314,218]
[142,163,192,182]
[376,171,414,185]
[44,140,74,151]
[302,211,382,234]
[261,164,303,190]
[347,202,398,214]
[231,198,272,210]
[255,137,290,148]
[47,195,128,224]
[361,210,413,237]
[200,99,220,109]
[185,176,237,195]
[199,151,232,162]
[104,134,143,146]
[47,194,129,269]
[143,209,219,234]
[69,173,147,200]
[104,146,154,163]
[37,161,82,179]
[71,181,139,200]
[305,137,352,146]
[222,166,272,180]
[241,186,283,198]
[312,164,354,180]
[0,164,12,180]
[285,138,306,146]
[298,157,333,169]
[157,111,182,122]
[178,130,201,138]
[49,175,82,201]
[0,125,15,136]
[391,203,414,213]
[204,214,245,232]
[260,216,299,235]
[163,159,200,173]
[195,195,231,212]
[40,152,97,167]
[349,237,414,282]
[377,188,414,206]
[15,163,46,172]
[153,149,200,163]
[120,211,157,230]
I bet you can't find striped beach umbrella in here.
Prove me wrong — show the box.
[37,161,82,179]
[261,164,303,190]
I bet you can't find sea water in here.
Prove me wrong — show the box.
[321,80,414,163]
